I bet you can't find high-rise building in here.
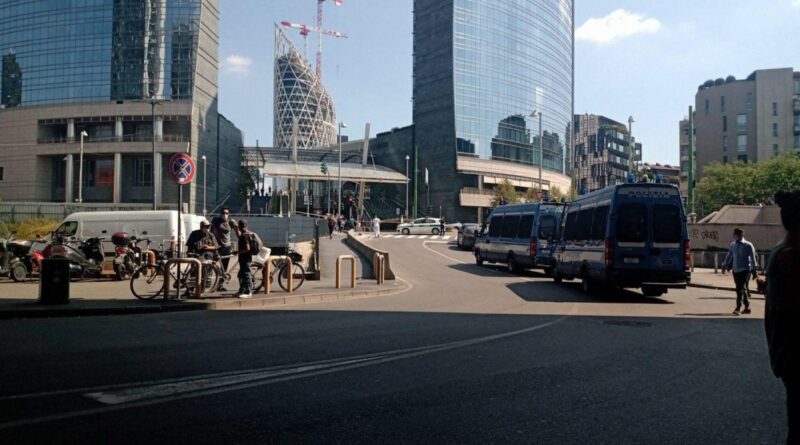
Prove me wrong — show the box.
[413,0,574,222]
[0,0,243,210]
[572,114,640,194]
[694,68,800,180]
[678,117,691,197]
[273,25,336,150]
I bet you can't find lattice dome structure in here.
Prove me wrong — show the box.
[273,25,336,149]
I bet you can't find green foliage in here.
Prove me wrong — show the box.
[237,167,259,198]
[491,179,521,206]
[525,187,541,202]
[3,218,59,239]
[696,150,800,216]
[549,186,564,200]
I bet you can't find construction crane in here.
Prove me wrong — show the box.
[280,20,347,67]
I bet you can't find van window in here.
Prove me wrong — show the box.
[501,215,520,238]
[653,204,682,243]
[590,206,610,240]
[517,214,534,239]
[617,204,647,242]
[488,216,503,237]
[564,211,579,241]
[576,209,593,240]
[56,221,78,237]
[538,215,557,239]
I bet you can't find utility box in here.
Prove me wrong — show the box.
[39,258,70,304]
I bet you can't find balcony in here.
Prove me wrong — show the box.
[38,134,190,144]
[460,188,496,208]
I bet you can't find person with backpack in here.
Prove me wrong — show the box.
[211,208,234,290]
[235,219,261,299]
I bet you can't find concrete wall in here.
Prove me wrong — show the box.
[688,223,785,252]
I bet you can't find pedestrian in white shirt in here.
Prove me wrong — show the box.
[372,217,381,238]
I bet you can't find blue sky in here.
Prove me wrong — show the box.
[218,0,800,165]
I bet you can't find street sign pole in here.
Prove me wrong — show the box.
[167,152,196,299]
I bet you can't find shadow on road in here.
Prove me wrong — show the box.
[698,296,765,301]
[507,281,674,305]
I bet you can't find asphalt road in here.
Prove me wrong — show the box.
[0,235,787,444]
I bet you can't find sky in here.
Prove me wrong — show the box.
[218,0,800,166]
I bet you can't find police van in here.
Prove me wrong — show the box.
[553,183,690,297]
[474,201,566,274]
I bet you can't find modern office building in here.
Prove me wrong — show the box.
[273,25,336,150]
[0,0,243,212]
[413,0,574,222]
[572,114,641,193]
[678,117,691,196]
[694,68,800,180]
[641,162,680,185]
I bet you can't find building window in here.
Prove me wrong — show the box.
[746,93,753,111]
[704,99,710,114]
[737,114,747,133]
[774,144,780,156]
[0,166,3,181]
[773,102,779,116]
[738,154,748,162]
[722,115,728,132]
[720,96,725,113]
[723,135,728,153]
[81,160,96,187]
[723,155,728,164]
[773,123,779,137]
[795,79,800,95]
[737,134,747,154]
[134,159,153,187]
[795,134,800,149]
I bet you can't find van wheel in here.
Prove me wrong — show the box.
[641,286,665,297]
[581,270,596,295]
[543,267,554,277]
[475,251,484,266]
[401,228,410,235]
[507,254,522,274]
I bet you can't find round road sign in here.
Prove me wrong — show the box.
[168,153,196,185]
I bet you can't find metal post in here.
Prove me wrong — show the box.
[152,100,157,210]
[78,131,87,203]
[405,155,410,218]
[177,184,182,298]
[628,115,635,177]
[201,155,207,215]
[688,106,695,215]
[538,112,543,194]
[337,122,346,217]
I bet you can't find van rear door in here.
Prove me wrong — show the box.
[650,202,684,272]
[614,202,648,269]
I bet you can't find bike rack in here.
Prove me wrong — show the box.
[163,258,203,299]
[336,255,356,289]
[373,252,385,285]
[143,250,157,266]
[263,255,292,295]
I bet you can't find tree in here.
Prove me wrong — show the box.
[525,187,541,202]
[237,166,259,198]
[549,186,564,200]
[491,179,520,206]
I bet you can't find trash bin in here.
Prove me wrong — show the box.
[39,258,70,304]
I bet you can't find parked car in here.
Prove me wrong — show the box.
[396,217,443,235]
[457,224,480,250]
[474,202,566,274]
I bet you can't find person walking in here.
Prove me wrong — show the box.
[327,214,336,239]
[235,219,254,299]
[372,216,381,238]
[766,190,800,444]
[722,227,758,315]
[211,208,234,291]
[439,217,446,236]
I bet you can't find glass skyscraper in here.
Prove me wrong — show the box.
[414,0,574,222]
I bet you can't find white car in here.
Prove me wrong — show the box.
[396,217,443,235]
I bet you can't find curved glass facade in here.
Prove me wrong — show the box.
[452,0,573,173]
[0,0,200,107]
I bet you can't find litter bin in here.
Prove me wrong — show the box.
[39,258,71,304]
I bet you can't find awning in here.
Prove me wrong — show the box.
[262,161,408,184]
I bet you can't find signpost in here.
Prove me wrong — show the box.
[167,153,195,298]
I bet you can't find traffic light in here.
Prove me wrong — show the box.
[320,161,328,174]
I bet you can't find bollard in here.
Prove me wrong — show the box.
[690,252,695,273]
[714,253,719,273]
[164,258,203,299]
[336,255,356,289]
[373,252,385,285]
[263,255,292,295]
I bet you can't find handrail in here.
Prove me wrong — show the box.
[373,252,385,285]
[163,258,203,299]
[263,255,292,295]
[336,255,356,289]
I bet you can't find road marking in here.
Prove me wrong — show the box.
[419,235,429,239]
[0,312,569,430]
[441,236,451,240]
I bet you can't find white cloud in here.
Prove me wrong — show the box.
[793,0,800,7]
[576,9,662,44]
[224,54,252,74]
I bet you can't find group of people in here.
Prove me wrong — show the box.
[186,208,261,299]
[721,192,799,443]
[326,214,382,238]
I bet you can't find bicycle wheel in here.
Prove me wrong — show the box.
[250,263,265,293]
[165,262,198,298]
[201,264,220,294]
[129,264,164,300]
[278,263,305,292]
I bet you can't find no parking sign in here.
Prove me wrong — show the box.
[168,153,195,185]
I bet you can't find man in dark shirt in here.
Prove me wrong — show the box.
[186,221,217,258]
[211,208,234,290]
[236,219,253,299]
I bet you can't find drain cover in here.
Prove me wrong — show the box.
[602,320,653,328]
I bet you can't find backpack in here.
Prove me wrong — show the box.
[248,232,263,256]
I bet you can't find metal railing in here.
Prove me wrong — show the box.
[0,202,167,223]
[37,134,189,144]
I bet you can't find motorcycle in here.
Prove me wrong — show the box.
[50,233,106,280]
[0,222,29,282]
[111,232,137,280]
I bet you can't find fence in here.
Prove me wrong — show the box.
[0,202,167,223]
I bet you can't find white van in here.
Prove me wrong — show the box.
[53,211,208,251]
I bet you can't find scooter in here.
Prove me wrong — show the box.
[50,233,106,279]
[0,232,29,282]
[111,232,137,280]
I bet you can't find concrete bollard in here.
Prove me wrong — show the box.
[336,255,356,289]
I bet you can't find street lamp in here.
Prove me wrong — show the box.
[149,98,165,210]
[405,155,410,218]
[531,110,543,199]
[201,155,207,215]
[628,115,636,176]
[78,130,88,203]
[337,121,347,216]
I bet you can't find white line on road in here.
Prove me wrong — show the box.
[418,235,429,239]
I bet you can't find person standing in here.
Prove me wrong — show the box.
[439,217,446,236]
[722,227,758,315]
[372,216,381,238]
[211,208,234,291]
[235,219,254,299]
[766,191,800,444]
[327,214,336,239]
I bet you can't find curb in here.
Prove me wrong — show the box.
[688,282,736,292]
[0,302,206,320]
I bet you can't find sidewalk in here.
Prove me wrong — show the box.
[0,233,407,319]
[689,268,761,293]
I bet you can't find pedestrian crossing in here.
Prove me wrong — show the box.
[379,234,452,240]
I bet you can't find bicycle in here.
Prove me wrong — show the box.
[129,242,207,300]
[250,237,306,293]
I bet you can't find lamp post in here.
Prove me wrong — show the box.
[150,98,164,210]
[531,110,543,199]
[78,130,88,203]
[628,115,636,177]
[405,155,410,218]
[337,121,347,216]
[201,155,207,215]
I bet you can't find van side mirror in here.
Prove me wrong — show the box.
[142,231,148,235]
[101,230,108,234]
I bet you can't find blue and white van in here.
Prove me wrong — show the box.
[553,183,690,297]
[474,202,566,274]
